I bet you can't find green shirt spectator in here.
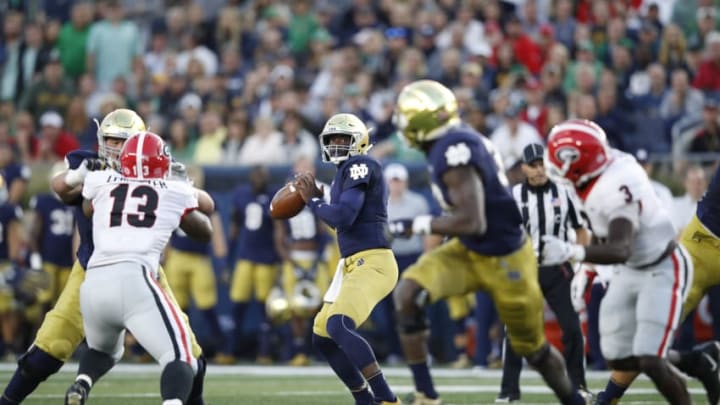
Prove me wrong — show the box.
[57,2,93,79]
[18,54,75,120]
[288,0,319,54]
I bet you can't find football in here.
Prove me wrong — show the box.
[270,182,306,219]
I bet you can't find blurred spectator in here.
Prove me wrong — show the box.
[143,30,171,77]
[237,117,285,166]
[595,86,635,151]
[563,41,602,93]
[168,118,196,163]
[540,63,567,110]
[658,23,689,72]
[0,141,30,204]
[688,97,720,153]
[177,91,202,138]
[504,15,543,75]
[693,31,720,91]
[671,165,708,233]
[18,50,75,120]
[0,12,25,102]
[221,111,249,164]
[635,148,674,210]
[630,63,667,114]
[490,102,542,168]
[687,6,718,52]
[57,2,94,79]
[64,96,95,150]
[288,0,319,55]
[660,68,704,122]
[551,0,577,49]
[520,79,548,136]
[280,111,317,163]
[176,29,219,78]
[86,0,142,90]
[34,111,79,161]
[194,110,227,165]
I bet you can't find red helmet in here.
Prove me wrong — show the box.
[119,132,171,179]
[545,119,609,186]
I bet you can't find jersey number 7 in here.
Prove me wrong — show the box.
[109,184,159,228]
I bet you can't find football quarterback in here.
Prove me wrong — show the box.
[293,113,400,405]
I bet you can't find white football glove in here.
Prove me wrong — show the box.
[541,235,585,265]
[64,161,90,187]
[570,268,590,312]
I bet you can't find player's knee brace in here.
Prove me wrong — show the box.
[525,342,551,368]
[607,357,640,371]
[17,346,63,382]
[394,288,430,335]
[160,360,194,402]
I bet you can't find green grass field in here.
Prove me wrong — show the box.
[0,364,708,404]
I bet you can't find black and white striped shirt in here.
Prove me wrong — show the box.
[511,180,585,265]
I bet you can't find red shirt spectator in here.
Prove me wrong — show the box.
[504,16,543,75]
[693,32,720,91]
[31,111,80,161]
[520,79,549,136]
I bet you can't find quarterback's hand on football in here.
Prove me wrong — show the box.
[570,267,594,312]
[294,172,324,203]
[541,235,585,265]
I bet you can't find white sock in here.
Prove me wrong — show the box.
[162,399,183,405]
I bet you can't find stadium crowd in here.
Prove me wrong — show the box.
[0,0,719,371]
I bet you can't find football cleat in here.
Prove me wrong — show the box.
[495,392,520,403]
[694,341,720,405]
[404,391,443,405]
[64,381,88,405]
[374,399,402,405]
[213,353,236,365]
[450,353,471,369]
[288,353,311,367]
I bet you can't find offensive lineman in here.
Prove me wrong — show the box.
[65,132,212,405]
[0,109,211,405]
[542,119,693,404]
[390,80,588,405]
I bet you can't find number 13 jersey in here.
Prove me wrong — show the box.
[82,170,199,274]
[578,150,675,268]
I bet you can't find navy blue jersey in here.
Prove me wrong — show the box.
[282,206,327,247]
[170,229,210,255]
[330,155,391,257]
[29,193,75,267]
[0,203,22,261]
[65,150,98,268]
[697,164,720,236]
[427,127,524,255]
[232,186,279,264]
[1,162,31,188]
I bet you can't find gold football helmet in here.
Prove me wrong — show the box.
[96,109,146,169]
[289,280,322,318]
[394,80,460,148]
[265,286,292,325]
[319,113,371,164]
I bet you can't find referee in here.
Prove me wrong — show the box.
[496,143,590,403]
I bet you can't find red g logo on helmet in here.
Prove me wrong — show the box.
[546,119,609,186]
[120,132,171,179]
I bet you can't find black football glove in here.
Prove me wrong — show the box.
[85,158,108,171]
[388,219,414,239]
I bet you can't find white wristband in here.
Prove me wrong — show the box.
[570,244,586,262]
[64,163,88,187]
[412,215,433,235]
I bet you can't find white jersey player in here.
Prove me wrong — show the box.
[542,119,693,405]
[67,132,212,405]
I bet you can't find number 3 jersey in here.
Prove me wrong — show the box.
[577,149,675,268]
[82,170,199,274]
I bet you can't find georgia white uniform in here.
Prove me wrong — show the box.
[581,150,692,359]
[80,170,199,370]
